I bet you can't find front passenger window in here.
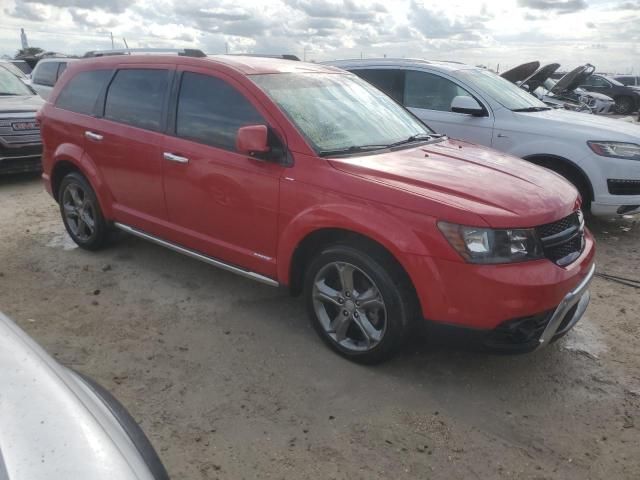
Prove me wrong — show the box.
[404,70,472,112]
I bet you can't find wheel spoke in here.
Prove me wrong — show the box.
[353,312,381,345]
[330,312,352,342]
[68,185,83,207]
[336,263,356,295]
[356,287,384,310]
[63,203,78,217]
[314,279,342,306]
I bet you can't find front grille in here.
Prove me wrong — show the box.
[0,117,41,147]
[608,179,640,196]
[535,211,585,266]
[0,156,42,174]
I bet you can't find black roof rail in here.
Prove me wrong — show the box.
[83,48,206,58]
[225,54,301,61]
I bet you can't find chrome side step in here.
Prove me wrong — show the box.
[114,222,279,287]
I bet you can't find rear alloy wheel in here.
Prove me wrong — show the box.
[614,96,634,115]
[304,244,413,363]
[58,172,109,250]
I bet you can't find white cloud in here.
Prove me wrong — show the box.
[0,0,637,73]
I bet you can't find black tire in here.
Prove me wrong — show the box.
[303,242,415,364]
[614,96,634,115]
[58,171,109,250]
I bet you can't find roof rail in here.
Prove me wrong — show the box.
[83,48,206,58]
[225,54,301,61]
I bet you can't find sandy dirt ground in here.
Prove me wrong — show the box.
[0,174,638,479]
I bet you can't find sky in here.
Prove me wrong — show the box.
[0,0,638,74]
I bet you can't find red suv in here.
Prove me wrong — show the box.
[39,52,595,363]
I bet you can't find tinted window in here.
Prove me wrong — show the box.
[353,69,405,103]
[583,76,610,88]
[404,70,473,111]
[56,70,111,115]
[104,69,169,131]
[57,62,68,80]
[176,72,264,151]
[33,62,59,86]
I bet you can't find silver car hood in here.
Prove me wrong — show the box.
[0,313,156,480]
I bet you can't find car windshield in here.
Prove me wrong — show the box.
[457,68,549,111]
[0,67,33,95]
[251,72,433,154]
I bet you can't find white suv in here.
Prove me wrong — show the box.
[326,59,640,217]
[30,58,75,100]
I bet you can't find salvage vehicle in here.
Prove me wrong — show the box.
[505,62,614,114]
[0,312,169,480]
[0,65,43,174]
[329,58,640,218]
[40,51,595,363]
[499,61,540,84]
[614,75,640,89]
[580,73,640,114]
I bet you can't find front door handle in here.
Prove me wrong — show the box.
[163,152,189,164]
[496,133,508,138]
[84,131,103,142]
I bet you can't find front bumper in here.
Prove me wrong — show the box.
[483,263,594,352]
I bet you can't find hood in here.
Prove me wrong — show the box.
[327,139,578,228]
[552,64,595,94]
[0,312,158,480]
[0,94,43,115]
[517,107,640,139]
[500,61,540,84]
[523,63,560,92]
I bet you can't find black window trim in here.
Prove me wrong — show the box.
[98,66,175,134]
[168,69,291,165]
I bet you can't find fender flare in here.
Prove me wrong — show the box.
[276,203,431,285]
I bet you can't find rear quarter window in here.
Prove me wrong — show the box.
[104,69,170,132]
[56,70,112,115]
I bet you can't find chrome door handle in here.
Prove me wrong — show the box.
[497,133,508,138]
[163,152,189,164]
[84,131,103,141]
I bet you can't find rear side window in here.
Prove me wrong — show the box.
[583,76,610,88]
[104,69,169,132]
[57,62,68,80]
[33,62,58,86]
[404,70,473,111]
[353,69,405,103]
[56,70,111,115]
[176,72,264,151]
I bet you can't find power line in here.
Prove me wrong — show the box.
[0,25,111,39]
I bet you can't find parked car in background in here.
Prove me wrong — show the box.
[8,59,32,76]
[538,64,615,114]
[613,75,640,89]
[327,58,640,217]
[1,59,31,82]
[39,52,595,362]
[30,58,75,99]
[0,65,43,174]
[0,312,169,480]
[579,74,640,114]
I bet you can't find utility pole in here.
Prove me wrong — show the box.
[225,42,229,54]
[110,32,114,49]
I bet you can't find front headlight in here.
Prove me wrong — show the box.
[588,141,640,160]
[438,222,543,264]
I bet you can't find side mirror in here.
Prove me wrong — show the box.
[236,125,270,156]
[450,96,484,116]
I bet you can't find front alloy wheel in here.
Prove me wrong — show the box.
[304,243,413,363]
[312,261,387,352]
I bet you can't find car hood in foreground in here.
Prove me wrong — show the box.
[0,94,43,115]
[328,139,578,228]
[0,312,157,480]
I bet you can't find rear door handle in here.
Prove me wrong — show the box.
[84,131,103,141]
[163,152,189,164]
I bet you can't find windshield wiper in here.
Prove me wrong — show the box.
[387,132,445,148]
[0,93,22,96]
[318,144,390,157]
[512,106,552,112]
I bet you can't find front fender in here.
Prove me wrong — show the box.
[276,202,447,285]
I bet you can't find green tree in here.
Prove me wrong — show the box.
[15,47,44,58]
